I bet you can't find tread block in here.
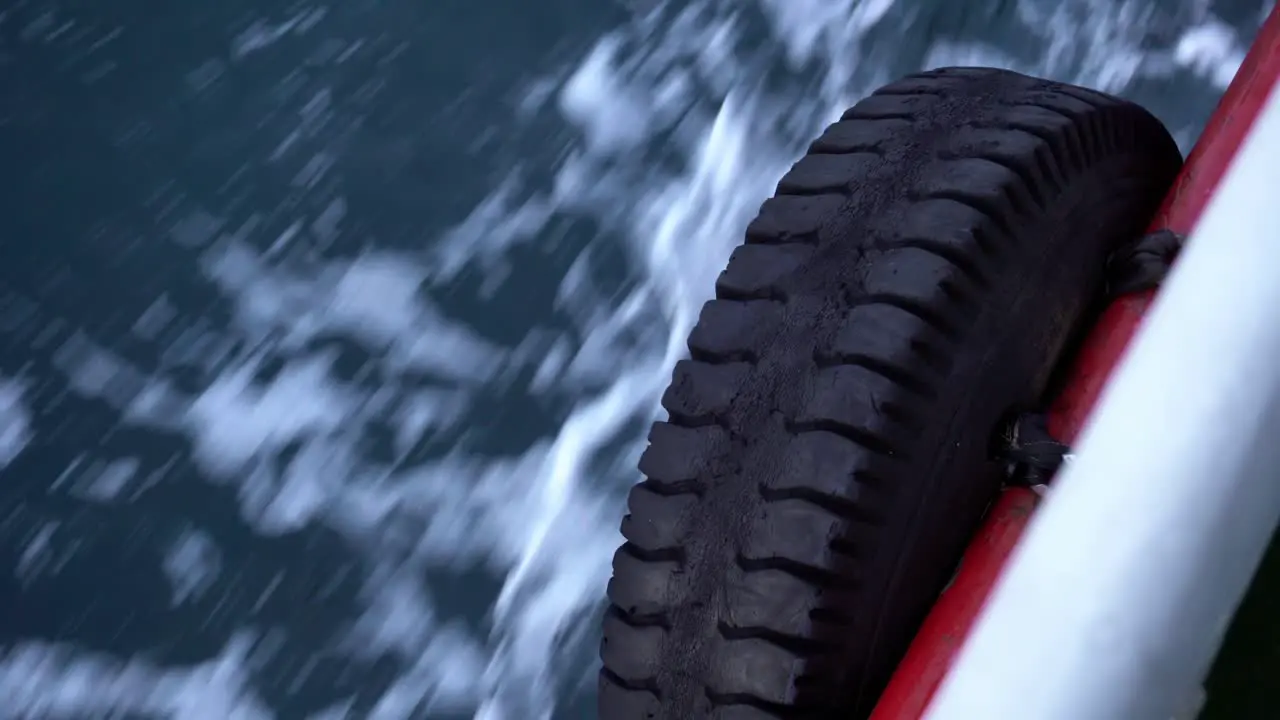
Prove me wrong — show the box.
[687,299,783,361]
[916,157,1025,223]
[991,104,1080,169]
[622,483,699,551]
[609,545,681,616]
[707,634,804,704]
[741,499,849,573]
[602,609,666,682]
[841,93,938,120]
[885,67,1008,88]
[809,119,907,154]
[708,705,789,720]
[723,565,821,638]
[1006,103,1091,172]
[662,359,750,421]
[763,430,893,513]
[745,194,846,243]
[942,126,1057,204]
[638,422,728,488]
[894,195,1001,273]
[826,302,952,382]
[855,247,977,337]
[715,244,812,299]
[777,153,881,195]
[796,365,905,452]
[1019,88,1098,118]
[598,675,662,719]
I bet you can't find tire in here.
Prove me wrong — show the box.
[599,67,1181,719]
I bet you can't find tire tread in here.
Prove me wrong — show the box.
[600,67,1181,719]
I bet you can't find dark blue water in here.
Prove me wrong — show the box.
[0,0,1269,717]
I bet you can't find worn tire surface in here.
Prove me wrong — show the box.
[600,67,1182,719]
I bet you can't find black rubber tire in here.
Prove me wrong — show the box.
[599,67,1181,719]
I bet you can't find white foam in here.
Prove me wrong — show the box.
[347,568,489,718]
[66,457,141,503]
[559,38,664,154]
[0,377,31,469]
[16,523,62,584]
[0,635,273,719]
[201,240,503,381]
[1175,19,1248,89]
[163,528,223,607]
[230,7,327,60]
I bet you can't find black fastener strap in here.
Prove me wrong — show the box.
[1107,228,1184,298]
[995,231,1183,490]
[999,413,1071,487]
